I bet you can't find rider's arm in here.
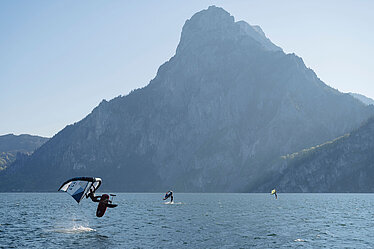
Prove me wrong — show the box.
[89,192,101,202]
[92,195,101,202]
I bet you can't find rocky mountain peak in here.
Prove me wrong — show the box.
[183,5,234,34]
[177,5,281,55]
[176,6,235,54]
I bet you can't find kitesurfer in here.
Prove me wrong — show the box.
[163,190,173,202]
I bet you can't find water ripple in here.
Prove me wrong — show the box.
[1,193,374,248]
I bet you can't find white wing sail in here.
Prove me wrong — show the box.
[58,177,102,203]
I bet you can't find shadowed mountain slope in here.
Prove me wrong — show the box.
[257,117,374,192]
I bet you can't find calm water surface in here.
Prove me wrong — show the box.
[1,193,373,248]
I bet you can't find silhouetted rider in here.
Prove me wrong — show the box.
[88,190,113,205]
[163,190,173,202]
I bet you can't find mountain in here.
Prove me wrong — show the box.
[349,92,374,106]
[0,134,49,170]
[1,6,373,192]
[257,117,374,192]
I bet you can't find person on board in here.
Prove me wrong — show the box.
[88,190,113,205]
[163,190,173,202]
[88,190,118,217]
[271,189,278,199]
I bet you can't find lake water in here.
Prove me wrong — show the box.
[1,193,373,248]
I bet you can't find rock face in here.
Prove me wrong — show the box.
[0,134,48,170]
[258,118,374,192]
[1,6,373,192]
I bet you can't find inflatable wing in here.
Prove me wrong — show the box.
[58,177,102,203]
[164,191,172,200]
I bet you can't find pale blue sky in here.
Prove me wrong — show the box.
[1,0,373,137]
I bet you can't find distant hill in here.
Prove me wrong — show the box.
[0,134,49,153]
[349,92,374,106]
[1,6,373,192]
[257,117,374,192]
[0,134,48,170]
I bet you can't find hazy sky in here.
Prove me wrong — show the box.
[1,0,373,137]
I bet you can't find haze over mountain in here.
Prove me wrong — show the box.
[1,6,373,192]
[0,134,48,170]
[349,92,374,106]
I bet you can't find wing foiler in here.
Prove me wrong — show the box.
[58,176,102,203]
[271,188,278,199]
